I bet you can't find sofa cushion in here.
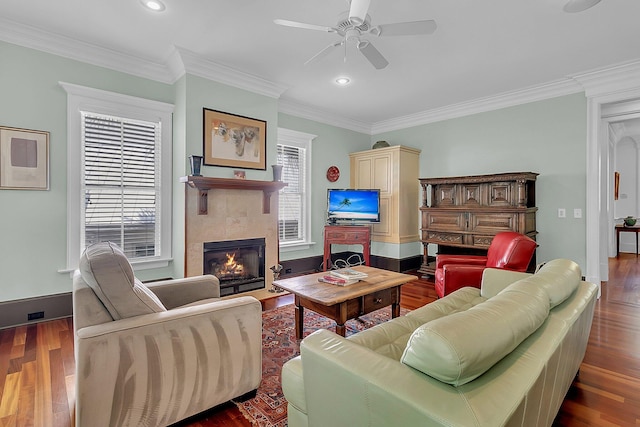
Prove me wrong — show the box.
[79,241,166,320]
[400,282,549,386]
[521,258,581,308]
[349,287,487,361]
[480,268,532,298]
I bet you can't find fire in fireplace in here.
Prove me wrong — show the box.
[203,238,265,296]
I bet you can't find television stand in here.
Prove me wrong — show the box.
[323,225,371,271]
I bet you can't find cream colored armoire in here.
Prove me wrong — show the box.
[349,145,421,244]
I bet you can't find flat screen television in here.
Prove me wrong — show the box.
[327,188,380,223]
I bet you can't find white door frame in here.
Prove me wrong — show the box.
[580,61,640,288]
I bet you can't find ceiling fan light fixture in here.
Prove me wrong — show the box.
[140,0,166,12]
[335,77,351,86]
[563,0,601,13]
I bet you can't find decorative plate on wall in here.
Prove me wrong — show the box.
[326,165,340,182]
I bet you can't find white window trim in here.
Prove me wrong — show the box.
[60,81,174,272]
[277,128,316,252]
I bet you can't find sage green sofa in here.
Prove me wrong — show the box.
[281,258,598,427]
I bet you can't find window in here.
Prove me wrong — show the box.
[61,82,173,270]
[82,113,159,258]
[277,128,315,251]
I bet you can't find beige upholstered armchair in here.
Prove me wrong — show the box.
[72,242,262,427]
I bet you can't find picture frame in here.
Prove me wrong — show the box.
[0,126,49,190]
[203,108,266,170]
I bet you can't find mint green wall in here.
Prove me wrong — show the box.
[171,74,281,278]
[0,41,370,302]
[0,39,588,302]
[183,75,279,181]
[277,114,371,262]
[373,93,588,269]
[0,41,175,301]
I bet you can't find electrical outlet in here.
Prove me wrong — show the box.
[558,208,566,218]
[28,311,44,321]
[574,208,582,218]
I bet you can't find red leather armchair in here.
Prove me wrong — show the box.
[434,231,537,298]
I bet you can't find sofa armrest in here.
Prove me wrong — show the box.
[435,254,487,269]
[76,295,256,339]
[75,296,261,427]
[299,329,479,427]
[146,275,220,308]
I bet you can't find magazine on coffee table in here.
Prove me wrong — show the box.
[318,275,359,286]
[329,268,368,281]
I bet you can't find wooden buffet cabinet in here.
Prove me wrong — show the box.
[349,145,421,244]
[419,172,538,277]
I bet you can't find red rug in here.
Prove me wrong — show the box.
[234,304,407,426]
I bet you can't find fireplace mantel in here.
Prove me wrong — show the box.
[180,176,287,214]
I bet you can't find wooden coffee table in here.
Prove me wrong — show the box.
[273,266,417,339]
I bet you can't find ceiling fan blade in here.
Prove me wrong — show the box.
[357,40,389,69]
[376,20,437,36]
[304,41,344,66]
[273,19,335,33]
[349,0,371,25]
[563,0,601,12]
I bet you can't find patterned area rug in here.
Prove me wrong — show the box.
[234,304,407,426]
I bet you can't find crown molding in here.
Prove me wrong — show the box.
[0,18,288,98]
[570,59,640,98]
[370,78,583,134]
[3,16,640,135]
[170,47,289,99]
[0,17,174,83]
[277,98,372,134]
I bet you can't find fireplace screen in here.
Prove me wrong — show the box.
[203,238,265,296]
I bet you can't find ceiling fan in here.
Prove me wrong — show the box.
[274,0,437,70]
[563,0,601,12]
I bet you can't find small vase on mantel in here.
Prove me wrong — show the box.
[189,155,203,176]
[271,164,283,181]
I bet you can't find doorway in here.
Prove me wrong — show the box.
[586,82,640,288]
[609,116,640,256]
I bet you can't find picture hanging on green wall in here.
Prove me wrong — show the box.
[203,108,266,171]
[0,126,49,190]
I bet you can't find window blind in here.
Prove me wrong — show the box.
[277,144,305,242]
[82,112,160,259]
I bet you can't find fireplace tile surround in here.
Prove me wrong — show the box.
[183,176,286,298]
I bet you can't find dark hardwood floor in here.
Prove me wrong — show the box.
[1,256,639,426]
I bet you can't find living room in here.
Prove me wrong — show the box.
[1,0,640,425]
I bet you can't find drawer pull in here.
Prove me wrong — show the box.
[374,298,382,304]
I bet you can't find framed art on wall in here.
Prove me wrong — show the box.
[203,108,266,170]
[0,126,49,190]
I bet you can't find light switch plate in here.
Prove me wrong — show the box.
[558,208,566,218]
[574,208,582,218]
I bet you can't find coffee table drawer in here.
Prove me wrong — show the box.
[362,288,396,313]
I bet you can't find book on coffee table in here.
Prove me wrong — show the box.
[318,275,359,286]
[329,268,368,281]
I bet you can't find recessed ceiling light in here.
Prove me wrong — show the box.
[335,77,351,86]
[140,0,166,12]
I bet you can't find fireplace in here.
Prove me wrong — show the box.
[203,238,266,296]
